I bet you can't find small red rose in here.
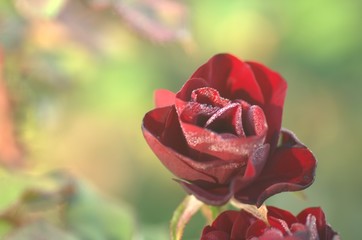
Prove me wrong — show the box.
[142,53,316,206]
[201,206,340,240]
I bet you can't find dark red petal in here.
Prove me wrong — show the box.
[178,120,267,161]
[175,78,210,118]
[177,180,232,206]
[233,129,317,206]
[211,210,239,233]
[190,54,264,103]
[256,229,285,240]
[154,89,176,108]
[142,107,216,183]
[201,231,230,240]
[179,101,219,126]
[247,61,287,149]
[142,106,172,137]
[159,106,189,153]
[268,217,292,236]
[231,144,270,193]
[267,206,298,227]
[176,78,209,102]
[205,103,245,136]
[230,211,256,238]
[182,157,247,184]
[290,223,308,233]
[297,208,325,232]
[246,219,269,238]
[191,87,230,107]
[202,226,216,235]
[297,207,339,240]
[243,105,268,136]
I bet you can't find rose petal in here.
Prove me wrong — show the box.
[267,206,298,227]
[154,89,176,108]
[231,144,270,192]
[143,106,251,185]
[178,120,267,161]
[160,107,189,153]
[211,210,239,233]
[176,78,210,102]
[247,61,287,149]
[142,105,173,137]
[230,211,255,239]
[297,208,325,234]
[297,207,339,240]
[205,103,245,137]
[256,229,285,240]
[181,157,246,185]
[233,129,317,206]
[179,101,219,126]
[201,230,230,240]
[201,226,215,235]
[243,105,268,136]
[175,78,211,117]
[142,107,215,182]
[268,217,292,236]
[290,223,308,233]
[177,180,232,206]
[191,87,230,107]
[246,219,269,238]
[191,54,264,104]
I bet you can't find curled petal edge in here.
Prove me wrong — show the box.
[233,129,317,207]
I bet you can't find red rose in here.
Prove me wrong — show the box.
[142,54,316,206]
[201,206,340,240]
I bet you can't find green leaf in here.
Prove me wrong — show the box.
[170,195,203,240]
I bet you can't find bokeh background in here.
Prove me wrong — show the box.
[0,0,361,239]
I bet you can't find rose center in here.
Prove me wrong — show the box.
[180,87,267,137]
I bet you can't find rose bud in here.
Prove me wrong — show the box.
[201,206,340,240]
[142,53,316,206]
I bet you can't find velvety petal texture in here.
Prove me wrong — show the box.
[200,206,340,240]
[142,53,316,206]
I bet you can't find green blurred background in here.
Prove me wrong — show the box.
[0,0,361,239]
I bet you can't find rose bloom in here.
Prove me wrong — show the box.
[142,54,316,206]
[201,206,340,240]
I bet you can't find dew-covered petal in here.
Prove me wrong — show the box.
[190,54,265,104]
[232,129,317,206]
[178,120,267,161]
[247,61,287,149]
[142,107,215,182]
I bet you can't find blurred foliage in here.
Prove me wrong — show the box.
[0,0,361,239]
[0,170,135,239]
